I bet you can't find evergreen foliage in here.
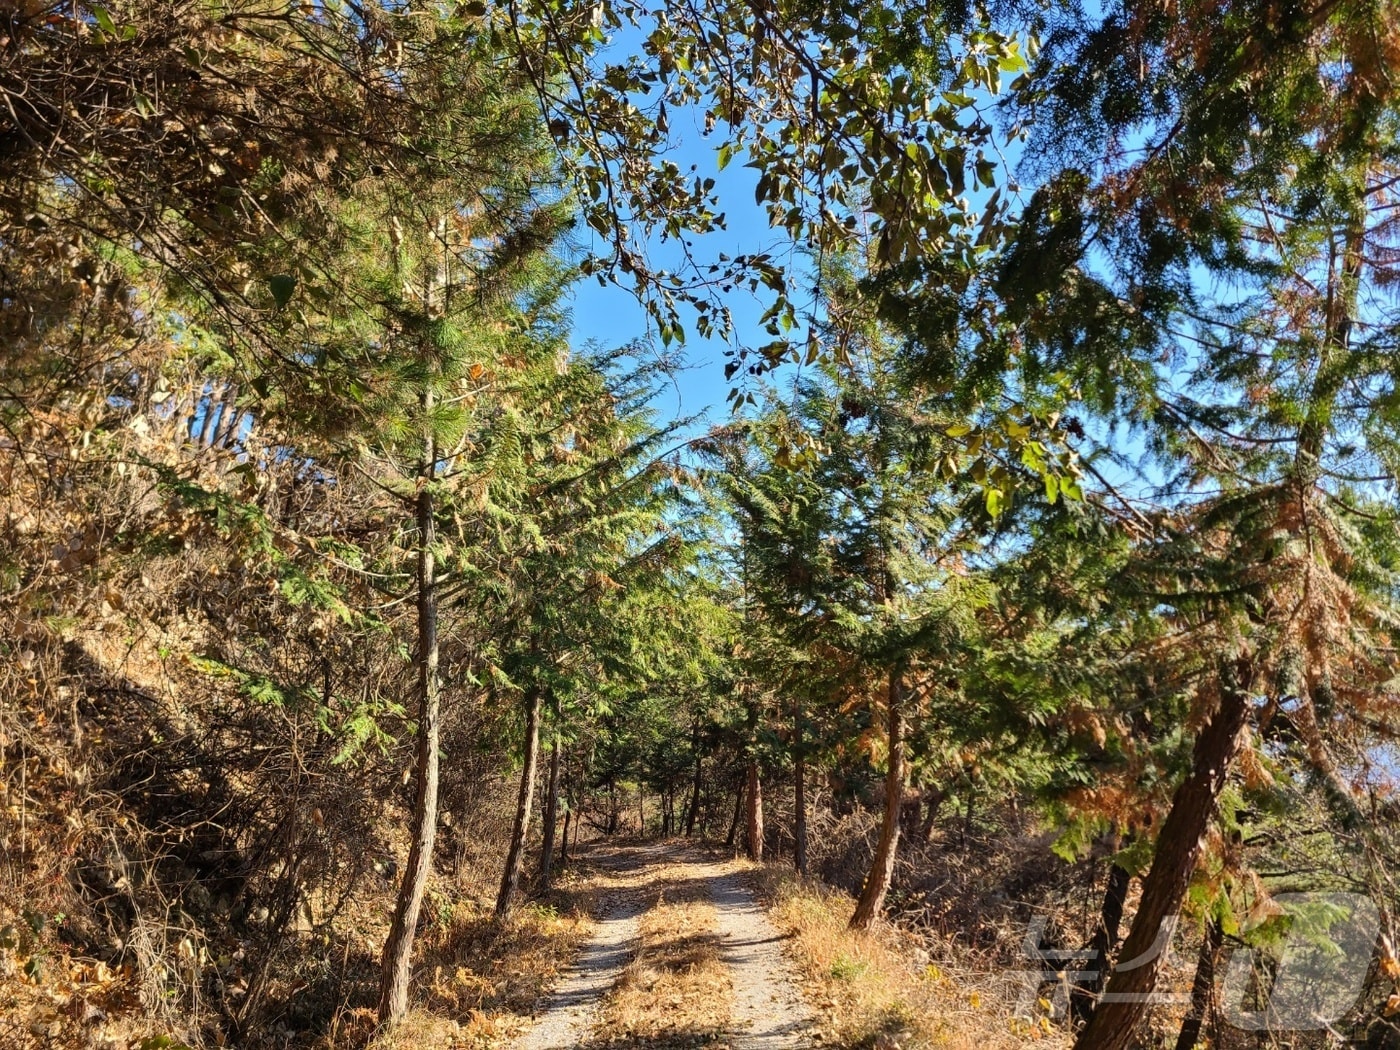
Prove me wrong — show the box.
[6,3,1400,1049]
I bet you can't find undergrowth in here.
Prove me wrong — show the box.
[747,863,1072,1050]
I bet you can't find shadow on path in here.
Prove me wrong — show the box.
[512,841,815,1049]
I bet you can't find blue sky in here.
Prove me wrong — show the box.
[558,25,1023,439]
[563,97,795,433]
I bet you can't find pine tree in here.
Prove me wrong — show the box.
[996,8,1400,1041]
[487,348,695,916]
[249,38,573,1018]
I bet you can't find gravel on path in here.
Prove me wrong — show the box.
[512,843,814,1049]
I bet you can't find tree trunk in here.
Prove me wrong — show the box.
[726,779,746,849]
[685,748,703,837]
[538,740,562,888]
[199,382,225,448]
[850,661,906,930]
[637,787,645,836]
[1071,856,1133,1024]
[899,790,921,841]
[377,479,440,1025]
[1072,665,1250,1050]
[918,787,947,843]
[179,387,199,444]
[214,384,241,448]
[1174,918,1223,1050]
[794,750,808,877]
[495,684,543,919]
[793,696,809,875]
[745,760,764,862]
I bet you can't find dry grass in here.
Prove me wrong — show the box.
[747,863,1073,1050]
[358,1007,462,1050]
[592,871,732,1048]
[0,945,152,1050]
[353,868,602,1050]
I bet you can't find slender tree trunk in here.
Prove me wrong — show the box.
[794,750,808,877]
[850,661,906,930]
[1174,919,1223,1050]
[1296,683,1369,829]
[638,787,645,836]
[1071,855,1133,1024]
[495,684,543,919]
[560,809,572,864]
[793,695,809,875]
[918,787,947,843]
[179,387,199,444]
[377,478,440,1025]
[538,740,562,888]
[685,749,703,838]
[745,760,764,862]
[899,790,921,840]
[199,383,225,448]
[726,779,746,849]
[1072,664,1250,1050]
[214,384,241,447]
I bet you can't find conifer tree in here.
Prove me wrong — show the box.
[239,32,573,1018]
[487,349,695,916]
[997,9,1400,1041]
[708,265,991,925]
[367,203,569,1021]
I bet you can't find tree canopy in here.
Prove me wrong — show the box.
[5,2,1400,1049]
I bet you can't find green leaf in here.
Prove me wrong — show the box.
[717,143,735,171]
[998,44,1027,73]
[138,1038,195,1050]
[91,3,118,36]
[268,273,297,309]
[984,487,1004,517]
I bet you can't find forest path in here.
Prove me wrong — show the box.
[512,841,814,1049]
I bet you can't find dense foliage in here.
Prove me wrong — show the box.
[4,1,1400,1049]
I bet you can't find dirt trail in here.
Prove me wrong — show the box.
[514,842,813,1049]
[707,866,813,1047]
[513,895,644,1050]
[514,844,659,1050]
